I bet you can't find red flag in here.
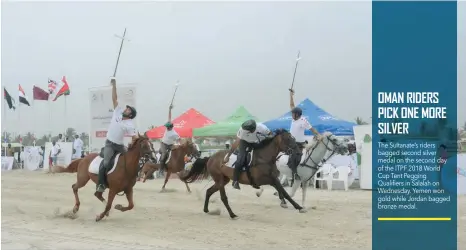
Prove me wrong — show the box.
[52,76,70,101]
[33,85,50,101]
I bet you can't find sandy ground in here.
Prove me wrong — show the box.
[1,170,464,250]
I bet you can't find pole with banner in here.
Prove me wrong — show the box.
[113,28,130,77]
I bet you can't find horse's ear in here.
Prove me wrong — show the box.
[143,132,148,138]
[138,132,141,137]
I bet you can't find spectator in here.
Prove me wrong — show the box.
[6,143,14,157]
[72,134,84,159]
[57,134,65,142]
[49,141,61,172]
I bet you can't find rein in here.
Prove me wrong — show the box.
[299,135,344,181]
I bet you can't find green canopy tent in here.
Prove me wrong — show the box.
[193,106,257,137]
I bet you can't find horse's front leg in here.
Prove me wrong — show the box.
[277,187,288,208]
[160,170,171,192]
[96,189,117,222]
[271,178,306,213]
[114,188,134,212]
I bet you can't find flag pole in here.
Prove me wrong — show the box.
[17,99,21,143]
[3,99,6,156]
[64,95,67,142]
[48,96,52,142]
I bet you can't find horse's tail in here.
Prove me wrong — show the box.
[52,158,81,173]
[180,157,210,183]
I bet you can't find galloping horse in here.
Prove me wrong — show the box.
[256,132,349,208]
[181,129,306,219]
[71,133,152,221]
[140,139,200,193]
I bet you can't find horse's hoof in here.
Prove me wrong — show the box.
[280,203,288,209]
[230,215,239,220]
[72,207,79,213]
[95,215,103,222]
[203,209,209,214]
[298,208,308,213]
[114,204,123,211]
[160,189,166,193]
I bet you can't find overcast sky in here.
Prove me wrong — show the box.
[1,1,465,136]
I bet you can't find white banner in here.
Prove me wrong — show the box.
[353,125,372,190]
[1,156,14,171]
[23,146,43,171]
[88,85,138,152]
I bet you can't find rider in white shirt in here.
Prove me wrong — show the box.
[223,119,272,190]
[96,77,138,194]
[72,135,84,159]
[288,89,322,180]
[159,104,180,173]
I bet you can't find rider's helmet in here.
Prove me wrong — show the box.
[241,119,257,133]
[124,105,137,119]
[291,107,303,118]
[164,121,174,130]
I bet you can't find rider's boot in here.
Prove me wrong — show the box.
[96,164,107,193]
[291,153,302,181]
[232,165,241,190]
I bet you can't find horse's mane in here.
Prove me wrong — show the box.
[128,136,148,151]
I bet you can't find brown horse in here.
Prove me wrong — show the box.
[71,133,152,222]
[141,139,200,193]
[181,129,307,219]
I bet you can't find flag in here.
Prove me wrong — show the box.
[52,76,70,101]
[18,84,30,106]
[3,88,15,110]
[33,85,50,101]
[48,78,57,94]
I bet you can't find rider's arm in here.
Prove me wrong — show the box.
[111,78,118,109]
[289,90,295,110]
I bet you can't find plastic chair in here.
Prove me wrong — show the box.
[313,164,335,190]
[327,165,351,191]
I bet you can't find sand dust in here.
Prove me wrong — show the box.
[1,170,464,250]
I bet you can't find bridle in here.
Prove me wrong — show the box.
[299,134,346,175]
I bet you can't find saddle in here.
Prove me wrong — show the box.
[98,147,120,173]
[232,151,252,171]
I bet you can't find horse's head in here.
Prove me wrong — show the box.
[308,132,349,160]
[179,138,201,158]
[128,132,153,158]
[272,128,299,154]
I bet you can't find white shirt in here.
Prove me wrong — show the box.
[237,123,271,143]
[51,144,61,157]
[290,117,313,143]
[162,128,180,145]
[106,106,136,145]
[73,138,84,151]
